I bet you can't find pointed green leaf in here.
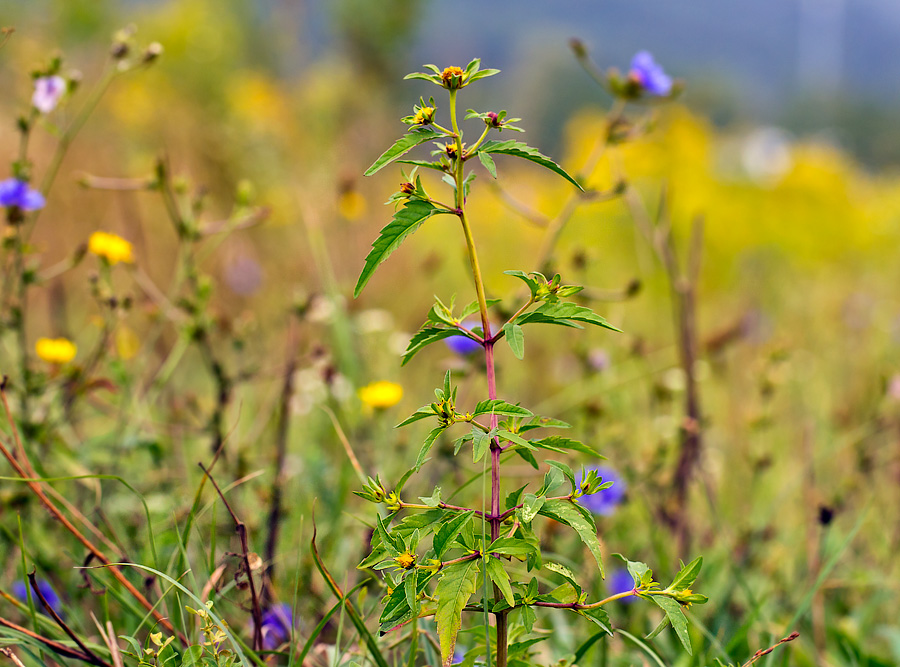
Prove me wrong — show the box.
[486,537,538,557]
[479,140,582,190]
[402,326,460,365]
[545,561,582,598]
[521,604,537,633]
[670,556,703,591]
[578,607,613,636]
[503,322,525,359]
[396,405,438,428]
[516,301,621,331]
[365,128,444,176]
[472,400,532,418]
[496,430,537,450]
[485,557,515,607]
[538,499,604,577]
[433,511,474,558]
[355,200,451,297]
[395,159,447,172]
[650,595,693,655]
[478,151,497,178]
[531,436,600,456]
[519,493,545,523]
[415,426,448,471]
[472,427,495,463]
[435,560,480,666]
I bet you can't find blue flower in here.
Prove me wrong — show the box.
[628,52,673,97]
[12,579,62,615]
[444,321,482,356]
[577,465,626,516]
[0,179,46,211]
[257,603,294,650]
[607,568,637,603]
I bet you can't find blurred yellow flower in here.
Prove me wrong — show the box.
[359,381,403,409]
[35,337,77,364]
[89,231,134,265]
[338,190,367,221]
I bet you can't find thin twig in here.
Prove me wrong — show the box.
[741,632,800,666]
[197,463,264,651]
[0,616,101,664]
[28,571,112,667]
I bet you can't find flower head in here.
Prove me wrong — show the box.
[12,579,62,615]
[88,231,133,265]
[32,75,66,113]
[394,551,417,570]
[0,179,46,212]
[35,337,77,364]
[440,66,466,89]
[577,465,626,516]
[628,52,673,97]
[359,381,403,409]
[445,321,481,356]
[255,603,294,650]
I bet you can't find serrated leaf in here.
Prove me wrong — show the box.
[355,200,451,297]
[486,537,538,556]
[538,499,604,577]
[520,604,536,633]
[546,460,576,493]
[545,561,582,597]
[516,301,621,332]
[478,151,497,178]
[365,128,444,176]
[472,427,495,464]
[503,322,525,359]
[402,326,460,365]
[479,140,582,190]
[472,399,533,418]
[530,436,600,456]
[433,511,474,558]
[650,595,693,655]
[415,426,448,471]
[395,158,447,172]
[496,429,537,450]
[485,557,515,607]
[578,607,613,636]
[435,560,480,666]
[518,416,572,433]
[516,447,540,469]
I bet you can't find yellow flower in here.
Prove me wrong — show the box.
[440,66,466,89]
[35,337,77,364]
[88,231,133,265]
[394,552,417,570]
[358,381,403,409]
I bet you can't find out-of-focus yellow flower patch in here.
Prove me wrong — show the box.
[358,381,403,409]
[89,231,133,265]
[35,337,77,364]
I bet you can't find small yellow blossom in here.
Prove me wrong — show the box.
[394,552,416,569]
[440,66,466,88]
[35,337,77,364]
[358,381,403,409]
[413,106,435,125]
[88,231,133,265]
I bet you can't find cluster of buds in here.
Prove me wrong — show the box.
[404,59,499,92]
[464,108,524,133]
[355,476,403,511]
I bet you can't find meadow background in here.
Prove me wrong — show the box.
[1,1,899,666]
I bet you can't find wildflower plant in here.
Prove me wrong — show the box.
[354,59,707,667]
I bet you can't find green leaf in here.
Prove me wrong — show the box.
[520,604,536,633]
[496,430,536,450]
[545,561,582,598]
[472,400,533,418]
[477,151,497,178]
[614,554,655,589]
[650,595,693,655]
[402,326,460,365]
[376,515,403,555]
[415,426,448,471]
[181,645,204,667]
[396,405,437,428]
[519,493,545,523]
[485,557,515,607]
[486,536,538,557]
[504,270,540,297]
[531,436,600,457]
[578,607,613,636]
[546,460,576,493]
[478,140,583,190]
[516,301,621,332]
[435,560,480,667]
[433,511,474,558]
[365,128,444,176]
[670,556,703,591]
[503,322,525,359]
[538,499,604,577]
[472,427,495,464]
[355,200,451,297]
[405,572,419,613]
[395,158,447,172]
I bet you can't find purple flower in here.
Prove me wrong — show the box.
[444,321,482,356]
[12,579,62,615]
[0,179,45,211]
[577,465,626,516]
[256,603,294,650]
[32,75,66,113]
[628,52,672,96]
[607,568,637,603]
